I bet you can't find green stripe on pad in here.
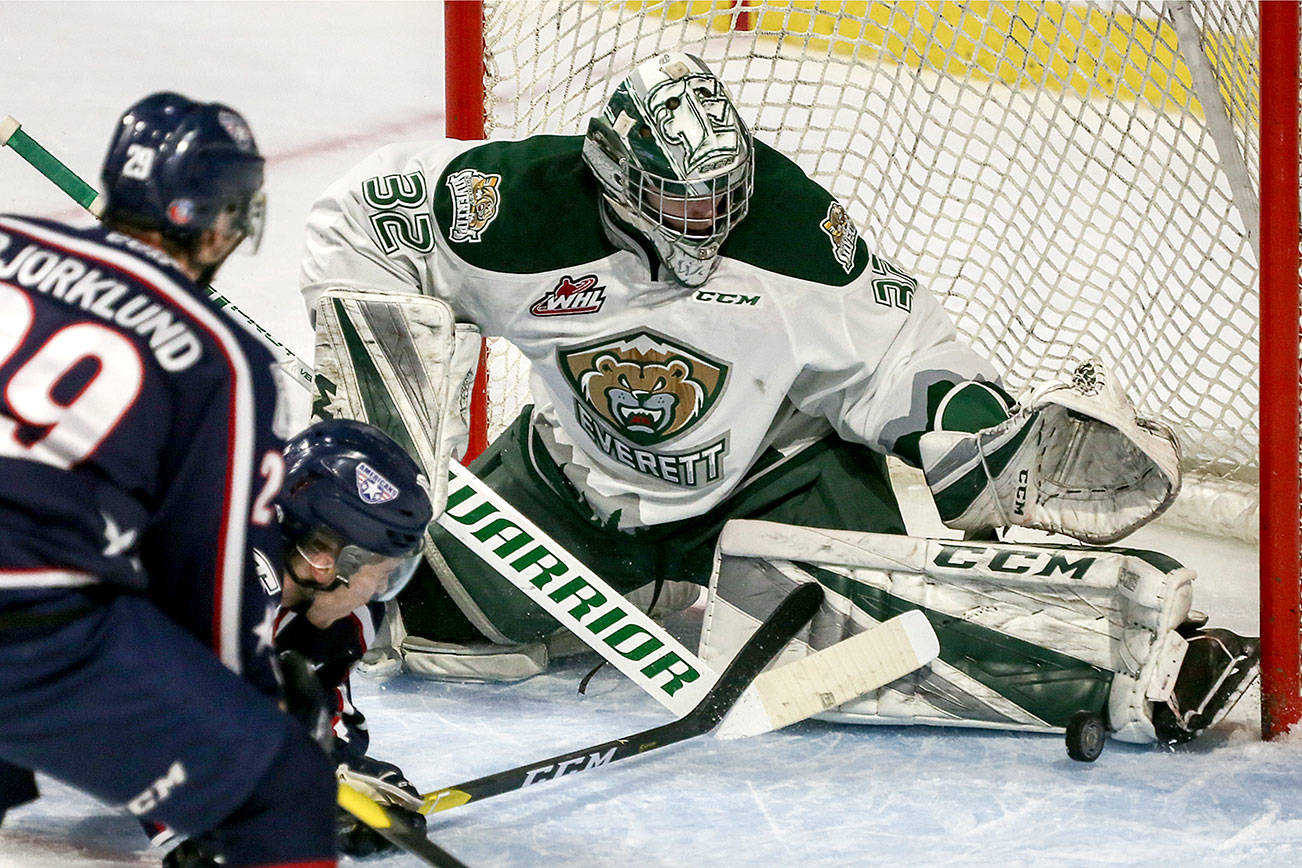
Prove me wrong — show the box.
[798,563,1112,728]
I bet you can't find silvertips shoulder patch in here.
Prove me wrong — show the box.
[445,167,502,242]
[820,201,859,274]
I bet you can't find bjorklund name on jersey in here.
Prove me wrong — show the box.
[0,232,202,371]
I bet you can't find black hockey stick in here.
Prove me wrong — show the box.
[415,582,825,815]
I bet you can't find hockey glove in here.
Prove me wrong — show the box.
[162,836,220,868]
[336,755,426,857]
[919,360,1181,544]
[277,649,335,753]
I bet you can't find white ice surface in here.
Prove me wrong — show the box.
[2,2,1300,865]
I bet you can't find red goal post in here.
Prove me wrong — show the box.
[444,0,1302,736]
[1258,0,1301,739]
[444,0,490,460]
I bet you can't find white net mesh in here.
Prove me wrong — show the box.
[474,0,1261,537]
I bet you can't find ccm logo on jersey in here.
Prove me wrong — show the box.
[126,761,187,815]
[530,274,606,316]
[694,290,759,305]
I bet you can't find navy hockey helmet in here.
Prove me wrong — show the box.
[280,419,433,601]
[100,91,266,251]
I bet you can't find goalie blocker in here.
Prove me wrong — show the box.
[700,520,1259,746]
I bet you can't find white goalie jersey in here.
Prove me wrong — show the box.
[300,134,998,528]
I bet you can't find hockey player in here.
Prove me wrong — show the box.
[164,417,436,864]
[298,54,1258,747]
[274,418,433,857]
[0,93,338,867]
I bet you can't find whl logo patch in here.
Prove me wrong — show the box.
[559,330,727,447]
[531,274,607,316]
[355,462,399,504]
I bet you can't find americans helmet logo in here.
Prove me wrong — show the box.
[355,462,399,504]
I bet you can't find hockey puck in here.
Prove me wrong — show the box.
[1065,710,1107,762]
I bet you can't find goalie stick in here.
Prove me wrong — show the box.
[413,596,937,814]
[339,605,937,816]
[340,609,938,860]
[413,581,825,815]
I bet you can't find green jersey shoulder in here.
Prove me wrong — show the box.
[722,140,871,287]
[433,135,618,274]
[427,134,878,288]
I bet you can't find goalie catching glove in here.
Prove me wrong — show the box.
[919,360,1180,544]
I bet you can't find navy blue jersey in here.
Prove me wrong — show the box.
[274,600,383,762]
[0,215,289,694]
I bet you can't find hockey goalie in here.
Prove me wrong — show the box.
[296,52,1258,752]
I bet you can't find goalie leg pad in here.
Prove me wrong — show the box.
[702,520,1197,742]
[312,287,482,516]
[399,636,548,683]
[1106,553,1194,743]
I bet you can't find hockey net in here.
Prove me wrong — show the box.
[446,1,1301,733]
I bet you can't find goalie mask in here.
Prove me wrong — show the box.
[583,53,754,287]
[279,419,432,602]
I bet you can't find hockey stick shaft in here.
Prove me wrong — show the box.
[416,582,824,815]
[2,116,104,215]
[1,115,315,390]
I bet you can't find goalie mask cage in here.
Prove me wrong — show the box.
[444,0,1302,736]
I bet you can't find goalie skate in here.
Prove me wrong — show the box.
[1153,628,1261,745]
